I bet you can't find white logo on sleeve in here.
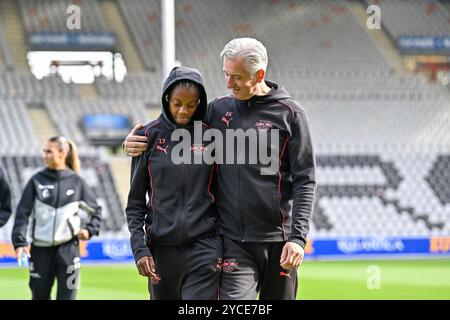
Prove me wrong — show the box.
[38,184,55,189]
[42,189,50,199]
[66,189,74,196]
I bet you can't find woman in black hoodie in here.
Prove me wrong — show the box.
[126,66,221,300]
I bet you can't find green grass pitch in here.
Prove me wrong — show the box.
[0,259,449,300]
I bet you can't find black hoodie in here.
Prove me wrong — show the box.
[205,80,316,248]
[126,66,217,263]
[0,165,12,227]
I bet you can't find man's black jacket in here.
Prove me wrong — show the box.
[205,80,316,248]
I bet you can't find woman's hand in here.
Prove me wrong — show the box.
[136,256,161,282]
[15,246,30,258]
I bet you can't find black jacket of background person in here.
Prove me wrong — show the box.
[126,66,217,263]
[205,80,316,248]
[0,165,12,227]
[12,168,102,249]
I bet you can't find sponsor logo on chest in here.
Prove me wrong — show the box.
[190,144,208,155]
[255,120,273,130]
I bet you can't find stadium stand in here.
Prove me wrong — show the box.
[0,22,13,71]
[303,99,450,154]
[117,0,161,72]
[290,71,441,101]
[96,72,161,105]
[0,99,40,155]
[311,153,450,237]
[365,0,450,37]
[19,0,109,33]
[44,99,149,148]
[117,0,444,100]
[0,72,78,102]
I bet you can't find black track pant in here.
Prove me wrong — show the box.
[29,239,80,300]
[148,234,222,300]
[219,237,298,300]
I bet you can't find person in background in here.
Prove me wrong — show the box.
[12,136,102,300]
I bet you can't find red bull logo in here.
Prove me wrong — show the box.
[190,144,208,155]
[255,120,273,130]
[222,259,238,273]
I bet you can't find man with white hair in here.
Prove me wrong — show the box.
[205,38,316,299]
[124,38,316,300]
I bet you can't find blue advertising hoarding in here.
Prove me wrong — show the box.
[1,237,449,266]
[303,237,450,258]
[82,114,130,132]
[397,36,450,54]
[80,113,131,146]
[29,32,117,51]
